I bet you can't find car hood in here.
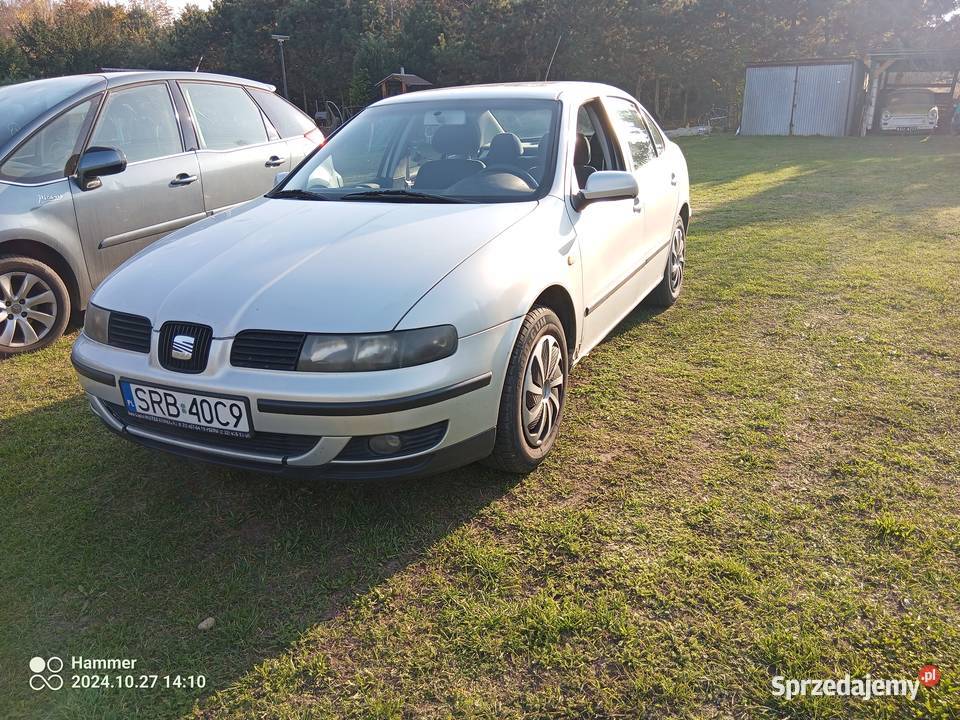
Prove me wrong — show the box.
[93,197,537,335]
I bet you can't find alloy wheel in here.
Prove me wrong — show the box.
[522,333,565,448]
[670,225,686,293]
[0,271,59,349]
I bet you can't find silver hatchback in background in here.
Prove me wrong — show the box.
[0,71,323,355]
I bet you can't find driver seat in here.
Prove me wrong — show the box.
[414,124,485,190]
[485,132,523,167]
[574,133,597,188]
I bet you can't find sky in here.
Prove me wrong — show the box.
[163,0,211,14]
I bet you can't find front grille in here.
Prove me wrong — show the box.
[108,312,152,353]
[158,322,213,374]
[231,330,305,371]
[335,421,448,461]
[104,402,320,457]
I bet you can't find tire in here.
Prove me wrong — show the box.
[649,216,686,308]
[0,254,71,356]
[485,306,569,474]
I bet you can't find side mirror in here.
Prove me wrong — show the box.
[76,146,127,191]
[274,171,289,186]
[572,171,638,212]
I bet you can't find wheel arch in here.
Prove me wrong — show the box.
[0,239,82,317]
[530,284,577,355]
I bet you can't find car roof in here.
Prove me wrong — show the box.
[89,71,275,92]
[372,81,634,107]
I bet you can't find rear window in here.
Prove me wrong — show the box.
[248,89,317,138]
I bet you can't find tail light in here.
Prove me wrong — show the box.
[306,128,325,145]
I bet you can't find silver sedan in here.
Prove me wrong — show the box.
[72,82,690,478]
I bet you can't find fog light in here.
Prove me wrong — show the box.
[369,434,403,455]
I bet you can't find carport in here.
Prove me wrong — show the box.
[859,49,960,135]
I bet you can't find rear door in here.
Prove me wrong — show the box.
[71,82,205,287]
[605,96,676,258]
[247,87,323,168]
[179,81,291,213]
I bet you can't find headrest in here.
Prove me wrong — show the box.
[574,133,591,166]
[486,132,523,164]
[432,123,481,157]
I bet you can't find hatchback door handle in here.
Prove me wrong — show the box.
[265,156,286,167]
[171,173,198,186]
[670,172,678,186]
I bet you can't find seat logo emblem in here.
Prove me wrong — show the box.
[171,334,195,361]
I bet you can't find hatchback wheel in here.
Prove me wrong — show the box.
[0,255,71,355]
[486,306,568,474]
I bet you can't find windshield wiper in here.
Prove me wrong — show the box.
[340,189,464,203]
[269,188,330,201]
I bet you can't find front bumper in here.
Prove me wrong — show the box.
[72,318,522,479]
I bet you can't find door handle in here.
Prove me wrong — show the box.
[265,156,286,167]
[171,173,198,186]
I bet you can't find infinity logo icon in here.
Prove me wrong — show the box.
[29,656,63,691]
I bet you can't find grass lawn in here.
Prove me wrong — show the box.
[2,134,959,719]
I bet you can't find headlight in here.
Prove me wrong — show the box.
[882,110,892,121]
[297,325,458,372]
[83,304,110,344]
[929,108,939,122]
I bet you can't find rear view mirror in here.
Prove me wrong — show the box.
[76,146,127,191]
[274,171,289,186]
[572,171,638,212]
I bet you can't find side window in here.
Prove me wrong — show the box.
[0,99,96,183]
[248,88,316,138]
[640,107,666,154]
[606,97,656,171]
[88,84,182,164]
[573,101,623,190]
[181,83,268,150]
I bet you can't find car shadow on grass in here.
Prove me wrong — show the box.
[0,396,518,717]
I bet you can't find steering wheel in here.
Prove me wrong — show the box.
[478,165,539,189]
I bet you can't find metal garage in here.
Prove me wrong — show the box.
[740,59,867,137]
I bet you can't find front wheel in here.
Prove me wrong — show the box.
[0,255,71,355]
[649,216,686,307]
[485,306,568,474]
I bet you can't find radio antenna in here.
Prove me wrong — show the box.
[544,34,563,81]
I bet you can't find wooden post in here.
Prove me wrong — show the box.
[861,59,895,137]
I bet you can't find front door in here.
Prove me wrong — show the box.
[178,81,291,213]
[71,82,205,287]
[570,101,646,352]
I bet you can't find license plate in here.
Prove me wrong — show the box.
[119,381,251,437]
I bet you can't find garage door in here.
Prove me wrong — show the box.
[792,64,854,136]
[740,66,797,136]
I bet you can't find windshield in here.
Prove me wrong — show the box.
[886,91,936,111]
[0,76,103,145]
[277,98,560,203]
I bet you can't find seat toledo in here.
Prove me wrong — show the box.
[72,82,690,478]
